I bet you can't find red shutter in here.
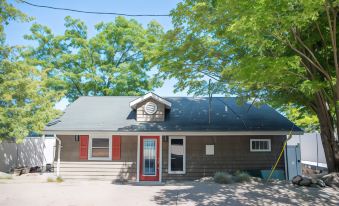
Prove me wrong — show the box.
[79,135,89,160]
[112,135,121,160]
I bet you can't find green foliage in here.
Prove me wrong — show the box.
[24,16,164,101]
[0,0,31,44]
[46,177,54,182]
[214,171,251,184]
[56,176,64,183]
[284,105,319,132]
[233,171,251,183]
[0,0,61,141]
[0,55,62,141]
[158,0,339,131]
[214,172,233,184]
[47,177,63,183]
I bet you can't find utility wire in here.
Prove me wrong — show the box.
[19,0,170,17]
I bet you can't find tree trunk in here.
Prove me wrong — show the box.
[315,92,339,172]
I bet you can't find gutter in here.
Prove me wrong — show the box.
[43,130,304,136]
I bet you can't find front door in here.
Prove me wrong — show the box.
[140,136,160,181]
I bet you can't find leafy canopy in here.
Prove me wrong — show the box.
[24,16,164,102]
[0,0,61,141]
[157,0,339,131]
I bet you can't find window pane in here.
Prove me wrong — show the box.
[255,141,259,150]
[263,141,268,149]
[251,140,269,151]
[92,138,109,147]
[171,139,183,145]
[143,139,156,175]
[170,138,184,172]
[92,148,109,157]
[259,141,264,149]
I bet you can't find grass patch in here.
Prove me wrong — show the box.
[47,177,64,183]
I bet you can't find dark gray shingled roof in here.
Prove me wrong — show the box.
[45,96,302,133]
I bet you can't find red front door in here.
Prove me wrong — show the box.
[140,136,160,181]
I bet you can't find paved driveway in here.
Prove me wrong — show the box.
[1,175,339,206]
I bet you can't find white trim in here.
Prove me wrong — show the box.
[129,92,172,109]
[250,139,271,152]
[159,135,162,182]
[137,135,140,182]
[88,134,112,161]
[168,136,186,174]
[44,131,303,136]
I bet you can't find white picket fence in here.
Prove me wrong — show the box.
[0,136,56,173]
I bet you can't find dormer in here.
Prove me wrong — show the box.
[130,93,171,122]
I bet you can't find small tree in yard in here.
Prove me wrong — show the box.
[0,0,62,141]
[156,0,339,172]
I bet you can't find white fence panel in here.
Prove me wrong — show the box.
[0,137,56,172]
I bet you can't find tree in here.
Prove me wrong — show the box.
[0,0,61,141]
[24,16,164,102]
[157,0,339,171]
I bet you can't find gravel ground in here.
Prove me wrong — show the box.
[0,174,339,206]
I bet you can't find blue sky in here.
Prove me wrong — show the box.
[6,0,189,110]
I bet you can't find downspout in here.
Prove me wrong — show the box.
[284,137,288,180]
[54,134,61,177]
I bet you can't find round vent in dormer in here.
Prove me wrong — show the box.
[145,102,158,114]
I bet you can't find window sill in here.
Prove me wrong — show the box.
[88,157,111,161]
[168,171,186,175]
[250,150,271,152]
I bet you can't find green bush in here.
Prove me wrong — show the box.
[234,171,251,183]
[47,177,64,183]
[214,172,233,184]
[47,177,55,182]
[56,177,64,183]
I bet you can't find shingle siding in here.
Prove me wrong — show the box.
[162,135,285,180]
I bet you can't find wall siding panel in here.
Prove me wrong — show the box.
[162,135,286,181]
[56,135,137,181]
[136,99,165,122]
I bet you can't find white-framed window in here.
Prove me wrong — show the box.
[250,139,271,152]
[88,135,112,160]
[168,136,186,174]
[206,145,215,155]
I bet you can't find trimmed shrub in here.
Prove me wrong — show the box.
[56,177,64,183]
[234,171,251,183]
[214,172,233,184]
[47,177,55,182]
[47,177,64,183]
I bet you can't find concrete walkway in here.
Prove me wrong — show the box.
[0,175,339,206]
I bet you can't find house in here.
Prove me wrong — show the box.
[44,93,303,182]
